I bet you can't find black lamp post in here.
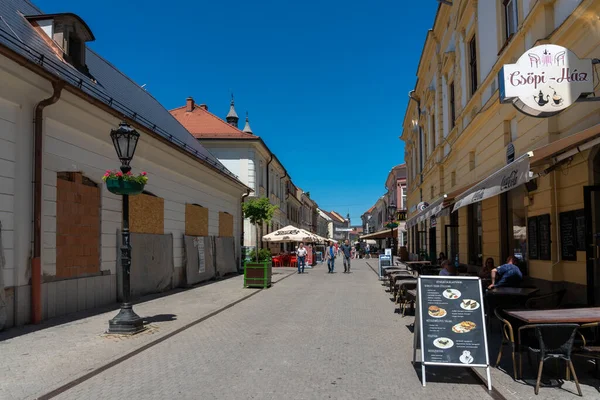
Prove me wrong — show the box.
[387,199,397,256]
[107,122,144,335]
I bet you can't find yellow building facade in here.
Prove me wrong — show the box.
[402,0,600,305]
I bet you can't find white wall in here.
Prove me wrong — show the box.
[555,0,582,29]
[0,98,17,288]
[0,53,245,294]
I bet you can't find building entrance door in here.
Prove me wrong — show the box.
[429,227,436,262]
[584,186,600,305]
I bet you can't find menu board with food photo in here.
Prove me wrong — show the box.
[413,276,491,388]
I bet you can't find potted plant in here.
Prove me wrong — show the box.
[242,197,277,288]
[103,170,148,196]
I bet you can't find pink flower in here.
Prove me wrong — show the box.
[126,171,132,175]
[104,173,109,177]
[141,171,147,176]
[105,170,111,174]
[116,171,123,177]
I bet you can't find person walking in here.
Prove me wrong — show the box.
[365,243,371,259]
[341,239,352,273]
[297,242,307,274]
[325,241,336,273]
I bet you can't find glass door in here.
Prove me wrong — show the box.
[584,186,600,305]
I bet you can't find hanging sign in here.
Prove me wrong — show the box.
[413,276,491,389]
[499,45,593,116]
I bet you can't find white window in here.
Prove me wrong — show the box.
[503,0,518,41]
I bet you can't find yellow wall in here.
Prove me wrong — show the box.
[403,0,600,289]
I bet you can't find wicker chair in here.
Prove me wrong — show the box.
[494,308,520,380]
[519,324,582,396]
[524,289,566,310]
[573,322,600,378]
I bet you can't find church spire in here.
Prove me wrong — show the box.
[243,112,253,134]
[226,93,239,128]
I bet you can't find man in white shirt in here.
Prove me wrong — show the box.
[296,242,308,274]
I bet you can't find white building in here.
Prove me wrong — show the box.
[171,98,290,251]
[0,0,248,329]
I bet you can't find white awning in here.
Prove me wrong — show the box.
[406,195,447,228]
[452,153,532,212]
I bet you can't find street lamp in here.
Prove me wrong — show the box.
[387,199,397,256]
[107,122,144,335]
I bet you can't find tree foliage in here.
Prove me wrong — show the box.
[242,197,277,226]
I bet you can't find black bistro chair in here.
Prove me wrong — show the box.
[519,324,582,396]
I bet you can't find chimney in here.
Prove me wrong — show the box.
[199,104,208,111]
[186,97,194,112]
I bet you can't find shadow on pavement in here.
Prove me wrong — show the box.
[0,272,244,342]
[412,364,482,386]
[143,314,177,323]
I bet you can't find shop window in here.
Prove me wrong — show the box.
[501,188,528,275]
[468,203,483,266]
[446,210,459,263]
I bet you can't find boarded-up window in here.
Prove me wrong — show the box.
[185,204,208,236]
[219,211,233,237]
[56,172,100,278]
[129,193,164,234]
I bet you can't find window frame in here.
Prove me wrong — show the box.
[449,81,456,129]
[468,35,478,96]
[503,0,518,42]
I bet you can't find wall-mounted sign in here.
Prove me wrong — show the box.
[417,202,429,211]
[335,228,353,232]
[499,45,593,117]
[430,216,437,227]
[397,210,407,221]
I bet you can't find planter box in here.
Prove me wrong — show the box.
[244,261,272,288]
[106,179,145,196]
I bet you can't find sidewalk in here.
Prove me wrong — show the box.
[0,269,296,400]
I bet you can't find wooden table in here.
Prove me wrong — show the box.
[505,307,600,324]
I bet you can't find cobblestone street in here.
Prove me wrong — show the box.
[47,259,491,400]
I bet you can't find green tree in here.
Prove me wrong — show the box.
[242,197,278,262]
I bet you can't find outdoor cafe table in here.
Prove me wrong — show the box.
[486,287,540,297]
[405,261,431,275]
[505,307,600,324]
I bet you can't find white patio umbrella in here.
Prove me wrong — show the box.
[262,225,318,243]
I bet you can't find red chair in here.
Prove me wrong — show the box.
[272,256,282,267]
[290,256,298,268]
[282,254,291,267]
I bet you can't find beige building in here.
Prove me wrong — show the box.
[402,0,600,305]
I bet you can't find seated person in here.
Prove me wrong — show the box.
[437,252,447,265]
[439,260,457,276]
[488,256,523,289]
[479,257,494,280]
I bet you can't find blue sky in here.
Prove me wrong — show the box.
[35,0,438,223]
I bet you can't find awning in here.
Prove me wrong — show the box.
[452,153,532,212]
[405,195,446,228]
[530,123,600,169]
[360,227,398,240]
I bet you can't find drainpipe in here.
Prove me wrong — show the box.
[240,188,252,271]
[32,80,64,324]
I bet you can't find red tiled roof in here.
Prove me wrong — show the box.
[170,102,259,140]
[329,211,347,223]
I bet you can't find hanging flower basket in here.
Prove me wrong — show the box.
[103,170,148,196]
